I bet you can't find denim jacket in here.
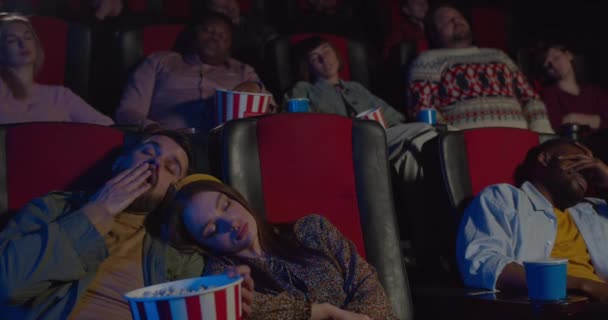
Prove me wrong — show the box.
[457,181,608,290]
[0,192,204,319]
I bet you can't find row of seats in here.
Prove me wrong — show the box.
[28,13,515,118]
[8,0,510,50]
[27,15,382,116]
[0,117,580,319]
[0,117,410,319]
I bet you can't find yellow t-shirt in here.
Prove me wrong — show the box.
[68,212,147,320]
[550,208,604,283]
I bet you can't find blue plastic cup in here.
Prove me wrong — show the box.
[416,108,437,125]
[523,259,568,301]
[287,98,309,112]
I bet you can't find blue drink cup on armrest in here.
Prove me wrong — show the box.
[416,108,437,125]
[287,98,309,112]
[523,259,568,301]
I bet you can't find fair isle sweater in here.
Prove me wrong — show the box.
[407,47,554,133]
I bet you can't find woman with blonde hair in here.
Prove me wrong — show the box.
[164,174,397,320]
[0,13,113,125]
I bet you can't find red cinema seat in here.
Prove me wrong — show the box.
[208,113,413,320]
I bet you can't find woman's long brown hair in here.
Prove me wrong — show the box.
[163,180,341,269]
[0,13,45,99]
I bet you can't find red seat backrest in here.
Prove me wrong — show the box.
[463,127,539,195]
[238,0,253,16]
[471,7,508,52]
[385,0,403,30]
[162,0,191,18]
[30,16,68,86]
[126,0,147,13]
[255,114,365,257]
[290,33,352,80]
[142,24,185,56]
[4,123,124,213]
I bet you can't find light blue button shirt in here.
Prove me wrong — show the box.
[457,181,608,289]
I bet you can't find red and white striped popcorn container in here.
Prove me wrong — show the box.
[215,89,272,126]
[124,275,243,320]
[356,107,387,129]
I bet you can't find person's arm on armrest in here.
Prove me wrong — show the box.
[457,187,521,290]
[498,263,608,302]
[300,215,397,319]
[354,82,405,127]
[496,262,527,290]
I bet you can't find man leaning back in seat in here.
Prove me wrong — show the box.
[457,139,608,302]
[0,130,253,319]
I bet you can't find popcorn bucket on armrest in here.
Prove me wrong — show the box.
[356,107,387,129]
[124,275,243,320]
[215,89,272,126]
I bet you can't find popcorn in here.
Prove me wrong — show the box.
[142,284,212,297]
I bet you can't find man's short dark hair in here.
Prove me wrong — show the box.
[193,10,235,33]
[122,130,194,173]
[533,41,578,84]
[173,11,235,54]
[513,138,580,186]
[291,36,343,82]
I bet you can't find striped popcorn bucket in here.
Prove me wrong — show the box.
[215,89,272,126]
[124,275,243,320]
[356,107,387,129]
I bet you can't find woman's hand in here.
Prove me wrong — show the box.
[226,265,254,318]
[311,303,371,320]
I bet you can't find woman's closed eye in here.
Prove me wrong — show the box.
[203,222,218,239]
[222,198,232,212]
[202,219,234,238]
[4,36,16,45]
[141,146,156,156]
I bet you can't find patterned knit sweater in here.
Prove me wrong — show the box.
[408,47,554,133]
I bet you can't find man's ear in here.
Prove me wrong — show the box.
[537,152,551,167]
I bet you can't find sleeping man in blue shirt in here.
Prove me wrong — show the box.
[457,138,608,302]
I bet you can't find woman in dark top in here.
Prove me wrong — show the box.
[165,174,396,320]
[539,43,608,131]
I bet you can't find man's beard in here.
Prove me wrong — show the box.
[452,30,473,43]
[450,27,473,46]
[127,191,164,213]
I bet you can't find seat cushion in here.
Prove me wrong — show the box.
[30,16,68,86]
[142,24,185,56]
[463,128,539,195]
